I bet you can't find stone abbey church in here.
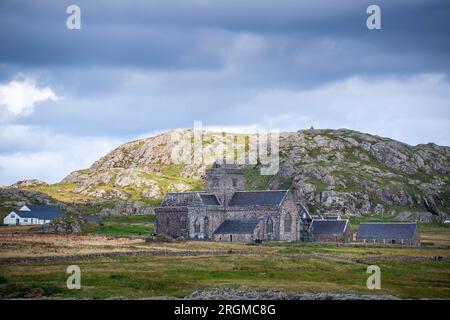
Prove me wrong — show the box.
[155,162,312,242]
[156,162,418,245]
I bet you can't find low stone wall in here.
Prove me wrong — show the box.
[212,233,253,242]
[185,288,400,300]
[0,249,253,265]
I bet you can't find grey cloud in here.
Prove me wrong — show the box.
[0,0,449,183]
[0,0,449,73]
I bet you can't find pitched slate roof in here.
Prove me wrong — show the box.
[228,191,287,207]
[160,192,199,207]
[324,215,341,220]
[16,204,64,220]
[200,194,220,205]
[213,219,261,234]
[357,223,417,239]
[310,219,349,234]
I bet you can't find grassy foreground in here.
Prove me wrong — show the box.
[0,224,449,299]
[86,215,155,236]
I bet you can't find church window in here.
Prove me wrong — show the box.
[180,217,188,230]
[266,218,273,234]
[204,216,209,233]
[194,219,201,233]
[232,179,238,187]
[285,213,292,232]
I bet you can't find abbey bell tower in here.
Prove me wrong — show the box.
[205,162,245,208]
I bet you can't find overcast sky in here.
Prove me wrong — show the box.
[0,0,449,185]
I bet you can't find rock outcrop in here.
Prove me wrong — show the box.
[5,128,450,219]
[41,214,85,233]
[0,188,53,212]
[185,288,400,300]
[98,201,154,216]
[9,180,48,189]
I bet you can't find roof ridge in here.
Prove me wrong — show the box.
[223,218,261,221]
[360,222,416,224]
[165,192,199,195]
[233,190,288,193]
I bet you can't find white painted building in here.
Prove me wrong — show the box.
[3,204,64,226]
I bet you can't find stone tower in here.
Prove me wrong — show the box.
[205,162,245,208]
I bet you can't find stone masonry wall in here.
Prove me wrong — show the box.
[279,193,299,241]
[313,225,353,243]
[225,207,280,241]
[155,208,188,238]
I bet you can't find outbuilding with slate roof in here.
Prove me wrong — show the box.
[356,223,420,246]
[212,219,263,242]
[3,204,65,226]
[310,219,353,243]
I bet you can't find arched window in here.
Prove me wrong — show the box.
[194,219,201,233]
[204,216,209,233]
[166,216,170,228]
[266,217,273,234]
[284,213,292,232]
[180,216,188,230]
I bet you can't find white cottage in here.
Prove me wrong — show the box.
[3,204,64,226]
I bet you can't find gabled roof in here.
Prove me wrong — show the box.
[310,219,349,234]
[357,223,417,239]
[228,190,288,207]
[159,192,221,207]
[213,219,261,234]
[324,215,341,220]
[158,189,289,208]
[199,194,220,206]
[15,204,64,220]
[160,192,199,207]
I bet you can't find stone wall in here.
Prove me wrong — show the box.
[188,206,225,240]
[154,207,188,238]
[356,230,420,247]
[224,206,280,241]
[205,163,246,208]
[279,192,299,241]
[212,220,263,242]
[213,233,253,242]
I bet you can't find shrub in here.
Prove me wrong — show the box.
[175,236,186,242]
[23,287,44,298]
[145,234,173,242]
[156,234,173,242]
[146,234,173,243]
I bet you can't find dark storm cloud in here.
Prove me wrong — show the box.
[0,0,450,184]
[0,0,449,74]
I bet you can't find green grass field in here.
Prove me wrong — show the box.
[0,223,449,299]
[0,245,449,299]
[86,214,155,236]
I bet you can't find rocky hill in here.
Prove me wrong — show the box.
[3,128,450,219]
